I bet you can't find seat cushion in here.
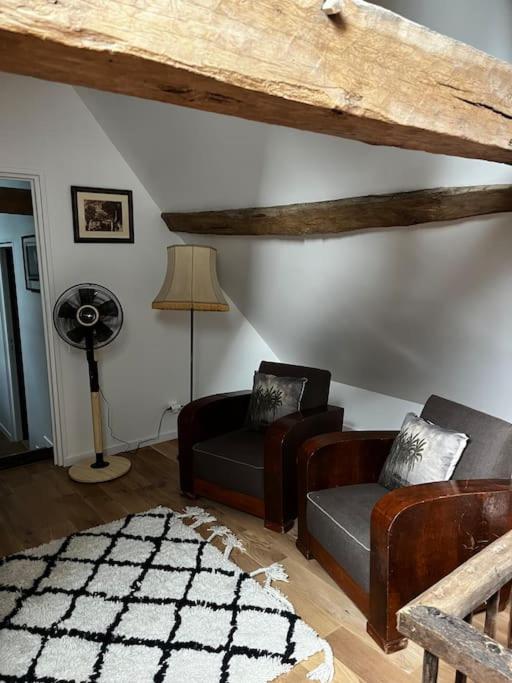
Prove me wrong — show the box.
[307,483,388,591]
[193,428,265,499]
[421,395,512,479]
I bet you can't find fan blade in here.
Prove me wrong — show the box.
[79,288,95,305]
[94,321,114,343]
[67,326,87,344]
[98,299,118,318]
[58,301,78,319]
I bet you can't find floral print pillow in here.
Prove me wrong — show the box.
[379,412,469,490]
[247,372,307,429]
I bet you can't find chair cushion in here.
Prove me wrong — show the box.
[259,361,330,411]
[307,483,388,591]
[379,412,468,490]
[247,372,307,429]
[421,395,512,479]
[193,428,265,498]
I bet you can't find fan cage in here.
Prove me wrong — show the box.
[53,283,123,350]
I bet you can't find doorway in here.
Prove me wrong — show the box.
[0,245,28,447]
[0,180,53,468]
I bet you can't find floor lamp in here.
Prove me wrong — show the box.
[152,245,229,402]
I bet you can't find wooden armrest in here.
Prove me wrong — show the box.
[178,391,251,443]
[372,479,512,531]
[265,405,344,454]
[263,405,344,531]
[177,391,251,493]
[298,430,398,493]
[369,479,512,649]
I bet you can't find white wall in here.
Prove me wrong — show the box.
[77,0,512,429]
[0,213,52,448]
[0,72,275,464]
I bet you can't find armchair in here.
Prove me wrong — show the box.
[296,395,512,652]
[178,361,344,532]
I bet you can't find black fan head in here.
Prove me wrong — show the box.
[53,283,123,350]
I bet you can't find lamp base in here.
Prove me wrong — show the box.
[68,455,131,483]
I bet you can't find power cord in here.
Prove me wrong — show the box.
[99,386,171,456]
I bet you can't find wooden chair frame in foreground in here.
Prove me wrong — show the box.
[398,529,512,683]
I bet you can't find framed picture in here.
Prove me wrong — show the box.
[22,235,40,292]
[71,186,134,243]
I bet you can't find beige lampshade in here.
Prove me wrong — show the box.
[152,245,229,311]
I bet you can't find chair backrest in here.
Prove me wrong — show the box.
[258,361,331,411]
[421,395,512,479]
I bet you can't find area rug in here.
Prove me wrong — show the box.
[0,506,333,682]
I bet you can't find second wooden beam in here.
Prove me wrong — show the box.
[162,185,512,237]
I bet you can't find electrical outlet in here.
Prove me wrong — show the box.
[168,400,183,413]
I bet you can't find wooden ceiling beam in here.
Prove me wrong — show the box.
[0,188,33,216]
[0,1,511,163]
[162,185,512,236]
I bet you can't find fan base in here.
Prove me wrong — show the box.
[68,455,131,483]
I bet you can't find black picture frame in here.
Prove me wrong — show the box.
[71,186,134,244]
[21,235,40,292]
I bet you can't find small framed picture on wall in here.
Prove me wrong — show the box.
[71,186,134,243]
[22,235,40,292]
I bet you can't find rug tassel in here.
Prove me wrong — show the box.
[307,640,335,683]
[190,512,216,529]
[251,562,288,589]
[250,563,295,612]
[222,532,245,559]
[176,505,205,519]
[177,506,217,528]
[206,525,231,543]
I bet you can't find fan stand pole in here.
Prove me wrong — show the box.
[86,343,107,469]
[68,336,131,483]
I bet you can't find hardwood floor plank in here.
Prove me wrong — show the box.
[327,626,414,683]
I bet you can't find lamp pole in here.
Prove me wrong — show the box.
[190,308,194,403]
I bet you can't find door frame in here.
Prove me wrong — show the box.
[0,243,29,442]
[0,169,66,466]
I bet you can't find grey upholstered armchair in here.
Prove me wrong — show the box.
[178,361,344,532]
[296,395,512,652]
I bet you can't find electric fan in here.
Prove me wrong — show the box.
[53,283,130,483]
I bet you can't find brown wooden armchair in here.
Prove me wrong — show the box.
[178,361,344,532]
[296,395,512,653]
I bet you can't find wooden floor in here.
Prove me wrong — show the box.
[0,441,506,682]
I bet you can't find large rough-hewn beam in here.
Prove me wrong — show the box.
[162,185,512,236]
[0,1,511,163]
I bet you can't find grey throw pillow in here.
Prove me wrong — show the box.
[379,412,469,490]
[247,372,307,429]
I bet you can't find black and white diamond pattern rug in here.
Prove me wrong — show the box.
[0,506,333,683]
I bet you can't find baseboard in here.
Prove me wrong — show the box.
[63,429,178,466]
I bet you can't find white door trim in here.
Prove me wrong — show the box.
[0,169,67,466]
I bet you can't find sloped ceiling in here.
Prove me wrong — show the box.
[77,0,512,419]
